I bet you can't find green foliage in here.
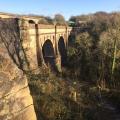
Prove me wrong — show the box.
[27,67,105,120]
[68,32,100,81]
[67,12,120,87]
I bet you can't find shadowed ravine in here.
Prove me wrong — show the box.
[27,69,120,120]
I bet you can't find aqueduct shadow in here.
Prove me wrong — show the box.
[58,36,67,66]
[42,39,56,70]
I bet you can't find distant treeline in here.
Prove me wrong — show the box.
[69,11,120,26]
[30,14,67,25]
[29,12,120,27]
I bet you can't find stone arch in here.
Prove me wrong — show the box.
[28,20,36,24]
[42,39,56,70]
[58,36,67,66]
[28,20,36,29]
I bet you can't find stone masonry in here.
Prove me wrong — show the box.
[0,19,37,120]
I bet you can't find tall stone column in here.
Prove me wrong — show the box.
[19,19,39,70]
[65,26,68,49]
[19,19,30,71]
[35,24,44,66]
[55,25,58,56]
[55,25,61,72]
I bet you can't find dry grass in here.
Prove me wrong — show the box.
[26,67,112,120]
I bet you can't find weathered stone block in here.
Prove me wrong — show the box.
[0,19,37,120]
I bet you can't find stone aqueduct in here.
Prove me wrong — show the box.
[20,19,73,70]
[0,13,75,71]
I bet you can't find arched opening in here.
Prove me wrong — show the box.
[42,40,56,70]
[28,20,35,24]
[58,36,67,66]
[28,20,36,29]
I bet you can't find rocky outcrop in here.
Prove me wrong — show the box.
[0,19,37,120]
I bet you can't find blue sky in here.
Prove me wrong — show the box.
[0,0,120,20]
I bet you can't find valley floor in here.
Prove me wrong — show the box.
[27,68,120,120]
